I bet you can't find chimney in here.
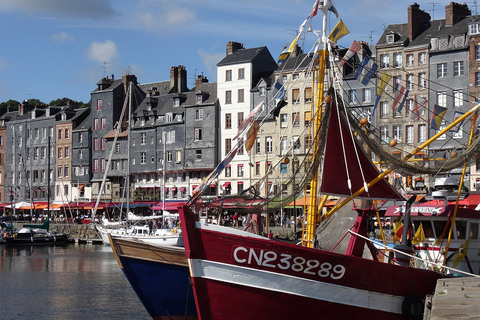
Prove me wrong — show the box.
[195,74,209,90]
[122,73,137,95]
[226,41,244,55]
[408,3,430,41]
[445,2,471,27]
[170,65,188,93]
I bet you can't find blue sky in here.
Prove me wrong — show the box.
[0,0,454,104]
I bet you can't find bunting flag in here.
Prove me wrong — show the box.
[339,40,362,67]
[274,78,285,103]
[353,56,377,84]
[309,0,320,18]
[409,95,428,121]
[278,18,308,64]
[245,121,260,155]
[411,223,426,245]
[372,72,391,117]
[393,221,404,243]
[234,101,264,140]
[391,83,409,113]
[430,104,448,130]
[325,0,339,18]
[452,236,472,268]
[449,110,465,133]
[328,19,349,43]
[217,145,240,174]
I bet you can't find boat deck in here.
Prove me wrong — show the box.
[425,277,480,319]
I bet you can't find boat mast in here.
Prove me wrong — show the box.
[126,81,132,216]
[47,135,51,231]
[303,1,328,248]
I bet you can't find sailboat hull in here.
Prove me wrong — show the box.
[109,236,197,320]
[180,205,444,320]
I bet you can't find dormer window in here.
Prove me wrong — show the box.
[174,98,180,107]
[196,94,203,104]
[166,113,173,122]
[386,34,395,44]
[259,87,266,96]
[469,23,480,35]
[141,118,145,126]
[62,113,67,121]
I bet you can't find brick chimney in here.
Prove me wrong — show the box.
[170,65,188,93]
[226,41,244,55]
[195,74,209,90]
[122,73,137,96]
[408,3,430,41]
[445,2,471,27]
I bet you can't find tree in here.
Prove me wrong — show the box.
[0,99,20,114]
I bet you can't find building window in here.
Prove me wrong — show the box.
[195,108,203,120]
[238,182,244,193]
[406,74,414,90]
[166,151,173,162]
[393,125,402,142]
[94,118,98,130]
[476,46,480,60]
[380,54,389,69]
[237,112,244,128]
[237,164,244,177]
[437,63,447,78]
[141,152,146,164]
[266,136,273,153]
[469,23,480,35]
[280,137,288,154]
[292,112,300,127]
[238,89,244,103]
[418,124,427,142]
[255,138,261,154]
[175,150,181,162]
[453,61,464,76]
[57,147,62,159]
[225,165,231,177]
[93,138,98,151]
[225,113,232,129]
[418,73,426,90]
[195,150,202,160]
[174,97,180,107]
[380,126,389,143]
[305,87,312,103]
[259,87,266,96]
[304,111,311,126]
[393,52,402,67]
[101,118,106,130]
[65,147,69,158]
[406,125,414,143]
[418,52,426,65]
[64,165,69,178]
[225,138,231,155]
[141,133,146,145]
[363,88,372,103]
[437,92,447,107]
[65,128,69,140]
[97,99,102,110]
[58,129,62,140]
[225,90,232,104]
[194,128,202,141]
[349,90,357,104]
[380,101,389,118]
[454,91,464,108]
[238,68,245,80]
[406,54,414,66]
[101,138,105,150]
[79,150,84,159]
[226,70,232,81]
[280,114,288,128]
[255,162,260,175]
[93,159,98,173]
[292,89,300,104]
[115,143,121,153]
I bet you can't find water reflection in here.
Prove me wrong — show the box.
[0,244,150,320]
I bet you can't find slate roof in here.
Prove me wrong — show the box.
[217,46,270,66]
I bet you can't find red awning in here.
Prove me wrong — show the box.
[180,187,186,192]
[223,182,231,188]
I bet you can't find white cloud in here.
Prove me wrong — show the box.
[51,32,75,43]
[87,40,119,64]
[197,49,224,76]
[133,1,196,33]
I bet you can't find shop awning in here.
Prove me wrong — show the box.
[151,201,187,211]
[223,182,231,188]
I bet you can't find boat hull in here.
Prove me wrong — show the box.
[180,206,444,320]
[109,236,197,320]
[3,233,72,245]
[96,225,181,246]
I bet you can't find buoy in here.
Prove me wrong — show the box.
[390,139,397,147]
[360,118,368,126]
[282,157,290,164]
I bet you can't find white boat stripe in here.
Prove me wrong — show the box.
[190,258,403,315]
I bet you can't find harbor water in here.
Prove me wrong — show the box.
[0,243,150,320]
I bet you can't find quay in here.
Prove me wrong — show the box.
[425,277,480,319]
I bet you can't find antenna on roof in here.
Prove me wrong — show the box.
[361,31,374,45]
[101,61,113,78]
[466,0,478,15]
[428,2,439,20]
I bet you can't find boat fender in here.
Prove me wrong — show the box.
[171,228,177,234]
[401,295,424,320]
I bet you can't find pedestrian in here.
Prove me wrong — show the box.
[233,213,238,227]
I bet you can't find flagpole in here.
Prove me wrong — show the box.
[322,103,480,221]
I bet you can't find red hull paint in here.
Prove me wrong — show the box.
[180,206,444,320]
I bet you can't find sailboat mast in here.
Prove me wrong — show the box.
[126,81,132,216]
[47,135,51,231]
